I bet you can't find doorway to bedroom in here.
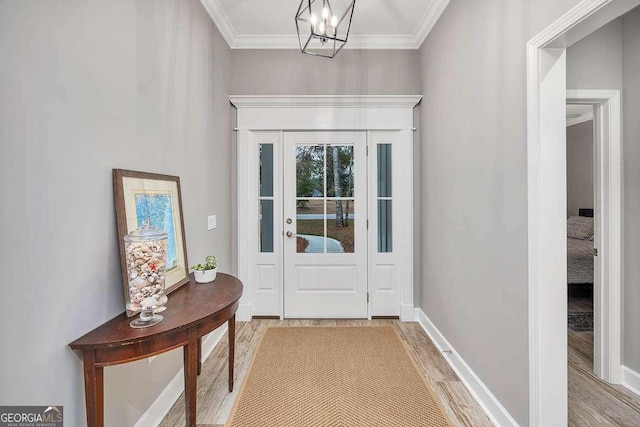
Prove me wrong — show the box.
[563,12,629,420]
[565,88,628,422]
[565,105,595,343]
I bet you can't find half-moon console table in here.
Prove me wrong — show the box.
[69,273,243,427]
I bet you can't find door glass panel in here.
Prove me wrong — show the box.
[327,199,355,253]
[377,143,392,253]
[296,204,325,253]
[259,144,274,197]
[326,145,354,197]
[296,145,324,197]
[259,200,274,252]
[259,143,274,253]
[377,144,392,197]
[378,200,392,252]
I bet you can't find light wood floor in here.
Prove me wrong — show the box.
[159,319,493,427]
[158,314,640,427]
[568,293,640,426]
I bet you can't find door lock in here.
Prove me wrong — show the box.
[286,231,295,238]
[286,218,293,224]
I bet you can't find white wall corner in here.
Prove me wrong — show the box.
[622,366,640,397]
[414,308,520,427]
[400,304,415,322]
[237,303,251,321]
[414,0,452,48]
[133,325,228,427]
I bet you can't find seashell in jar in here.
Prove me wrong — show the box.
[130,270,138,279]
[132,277,148,290]
[141,296,157,308]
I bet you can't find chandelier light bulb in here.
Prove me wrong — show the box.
[331,15,338,27]
[322,7,329,19]
[310,13,318,25]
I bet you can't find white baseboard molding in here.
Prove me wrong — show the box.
[622,365,640,397]
[414,308,519,427]
[237,303,251,321]
[400,304,415,322]
[133,324,228,427]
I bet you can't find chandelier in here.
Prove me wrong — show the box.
[295,0,356,58]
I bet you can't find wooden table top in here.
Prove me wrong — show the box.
[69,273,243,350]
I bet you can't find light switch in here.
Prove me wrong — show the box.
[208,215,217,230]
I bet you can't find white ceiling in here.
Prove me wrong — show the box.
[566,104,594,127]
[199,0,451,49]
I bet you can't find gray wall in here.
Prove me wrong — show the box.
[566,18,623,90]
[231,49,420,95]
[0,1,232,426]
[622,6,640,375]
[566,120,594,217]
[417,0,583,424]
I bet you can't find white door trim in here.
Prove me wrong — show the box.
[527,1,633,425]
[567,90,622,384]
[232,95,421,322]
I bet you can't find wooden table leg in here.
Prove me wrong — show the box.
[183,328,199,427]
[228,314,235,392]
[82,350,104,427]
[197,336,202,376]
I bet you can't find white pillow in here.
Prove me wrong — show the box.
[567,216,594,240]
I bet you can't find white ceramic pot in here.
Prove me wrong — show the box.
[194,268,217,283]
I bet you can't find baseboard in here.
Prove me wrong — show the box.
[622,365,640,397]
[414,308,519,427]
[133,324,228,427]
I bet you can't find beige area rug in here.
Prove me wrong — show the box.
[226,326,451,427]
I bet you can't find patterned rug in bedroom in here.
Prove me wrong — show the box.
[568,312,593,332]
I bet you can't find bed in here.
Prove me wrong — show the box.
[567,209,594,285]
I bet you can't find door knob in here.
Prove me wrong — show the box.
[286,231,295,238]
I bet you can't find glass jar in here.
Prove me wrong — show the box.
[124,219,169,328]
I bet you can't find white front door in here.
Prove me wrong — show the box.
[283,132,368,318]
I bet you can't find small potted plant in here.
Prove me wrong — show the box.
[191,255,217,283]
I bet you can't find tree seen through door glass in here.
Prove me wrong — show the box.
[296,145,324,198]
[295,143,355,254]
[327,200,355,253]
[326,145,354,197]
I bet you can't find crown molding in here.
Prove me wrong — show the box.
[414,0,452,48]
[231,34,420,50]
[566,111,594,127]
[198,0,237,47]
[199,0,451,50]
[229,95,423,109]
